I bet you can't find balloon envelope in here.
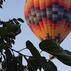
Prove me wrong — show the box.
[24,0,71,43]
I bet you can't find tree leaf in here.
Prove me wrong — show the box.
[28,56,57,71]
[13,18,20,24]
[28,57,39,71]
[17,18,24,23]
[57,50,71,66]
[0,5,2,8]
[42,60,57,71]
[26,40,41,58]
[26,40,57,71]
[6,32,15,39]
[39,39,71,66]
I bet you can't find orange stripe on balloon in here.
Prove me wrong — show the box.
[29,0,34,9]
[34,0,39,8]
[64,26,71,40]
[39,0,53,39]
[46,19,52,37]
[39,0,48,36]
[34,0,46,39]
[42,19,48,36]
[30,24,45,40]
[39,0,45,9]
[39,21,46,39]
[30,24,41,37]
[45,0,52,38]
[60,20,66,38]
[45,0,52,7]
[61,19,68,38]
[39,0,47,39]
[24,0,33,16]
[51,22,56,39]
[50,20,59,39]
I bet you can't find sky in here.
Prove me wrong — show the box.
[0,0,71,71]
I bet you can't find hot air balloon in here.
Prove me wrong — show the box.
[24,0,71,43]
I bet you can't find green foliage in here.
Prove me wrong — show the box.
[26,40,57,71]
[2,51,25,71]
[39,39,71,66]
[26,40,41,58]
[0,18,23,49]
[0,17,24,70]
[28,57,57,71]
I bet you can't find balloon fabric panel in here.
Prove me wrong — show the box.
[24,0,71,43]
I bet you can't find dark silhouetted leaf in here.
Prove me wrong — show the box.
[26,40,41,58]
[5,49,13,60]
[0,18,21,50]
[17,18,24,23]
[13,18,20,24]
[0,5,2,8]
[28,57,38,71]
[39,39,71,66]
[7,32,15,39]
[16,54,23,64]
[28,56,57,71]
[47,60,57,71]
[15,28,21,35]
[10,39,15,44]
[42,60,57,71]
[57,50,71,66]
[26,40,57,71]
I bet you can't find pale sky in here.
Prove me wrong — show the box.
[0,0,71,71]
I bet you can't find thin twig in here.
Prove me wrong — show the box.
[18,48,27,52]
[10,48,31,57]
[39,50,43,54]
